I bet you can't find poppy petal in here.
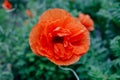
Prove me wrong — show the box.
[65,17,90,55]
[78,13,94,31]
[48,55,80,66]
[38,8,71,27]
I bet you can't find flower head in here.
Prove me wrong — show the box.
[2,0,12,10]
[78,13,94,31]
[26,9,33,18]
[29,8,90,66]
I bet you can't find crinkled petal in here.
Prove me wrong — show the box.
[29,23,53,57]
[78,13,94,31]
[48,55,80,66]
[65,17,90,55]
[38,8,71,27]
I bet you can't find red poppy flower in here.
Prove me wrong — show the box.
[29,8,90,66]
[26,9,33,18]
[2,0,12,10]
[78,13,94,31]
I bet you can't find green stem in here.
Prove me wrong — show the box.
[58,66,80,80]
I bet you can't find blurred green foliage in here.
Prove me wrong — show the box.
[0,0,120,80]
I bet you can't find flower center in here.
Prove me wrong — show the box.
[53,36,64,43]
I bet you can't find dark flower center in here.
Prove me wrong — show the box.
[53,36,64,43]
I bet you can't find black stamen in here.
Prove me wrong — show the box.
[53,36,64,43]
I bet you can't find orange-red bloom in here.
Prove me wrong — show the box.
[2,0,12,10]
[78,13,94,31]
[26,9,33,18]
[29,8,90,66]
